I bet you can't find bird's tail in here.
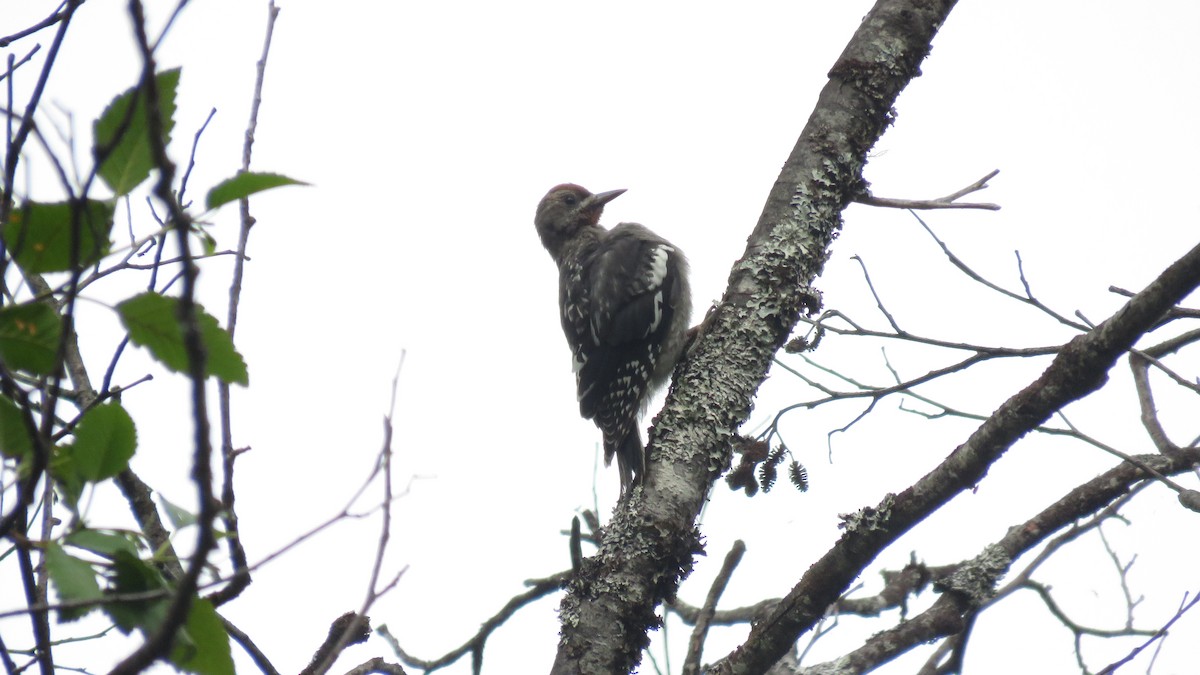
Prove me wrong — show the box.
[605,427,646,496]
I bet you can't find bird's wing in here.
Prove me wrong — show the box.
[567,224,684,422]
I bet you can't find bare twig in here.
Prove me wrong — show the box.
[1130,352,1183,455]
[380,572,571,673]
[0,630,19,673]
[850,255,902,332]
[796,308,1061,354]
[221,617,281,675]
[913,212,1089,331]
[1023,581,1153,639]
[1097,592,1200,675]
[176,106,216,209]
[855,169,1001,210]
[682,540,745,675]
[16,513,54,674]
[1097,524,1142,629]
[0,473,412,624]
[307,353,409,674]
[210,0,279,610]
[768,238,1088,458]
[0,2,79,48]
[1060,409,1185,480]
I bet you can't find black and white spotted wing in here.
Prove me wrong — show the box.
[558,223,684,455]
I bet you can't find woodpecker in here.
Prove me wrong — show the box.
[534,184,692,494]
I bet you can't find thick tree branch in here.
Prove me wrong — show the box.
[811,449,1200,674]
[551,1,960,673]
[710,239,1200,673]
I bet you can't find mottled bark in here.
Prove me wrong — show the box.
[551,1,961,673]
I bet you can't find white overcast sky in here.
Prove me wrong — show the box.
[5,1,1200,673]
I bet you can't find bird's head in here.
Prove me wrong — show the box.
[534,184,625,259]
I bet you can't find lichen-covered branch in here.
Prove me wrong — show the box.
[807,449,1200,674]
[709,237,1200,674]
[550,1,960,672]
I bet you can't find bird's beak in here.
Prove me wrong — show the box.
[584,189,626,210]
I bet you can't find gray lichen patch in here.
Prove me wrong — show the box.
[934,543,1011,604]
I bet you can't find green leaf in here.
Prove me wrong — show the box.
[93,68,180,196]
[104,550,168,634]
[159,495,198,529]
[70,402,137,481]
[46,542,104,622]
[171,598,233,675]
[102,552,234,675]
[0,395,33,459]
[50,447,85,510]
[66,528,142,559]
[198,229,217,256]
[117,292,249,386]
[0,302,63,375]
[205,171,308,210]
[3,200,115,273]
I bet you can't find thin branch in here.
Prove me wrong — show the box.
[0,482,406,623]
[795,309,1062,354]
[308,353,408,675]
[1097,592,1200,675]
[0,0,84,546]
[210,0,279,610]
[16,514,54,674]
[221,617,281,675]
[108,2,217,671]
[115,469,184,581]
[381,572,571,673]
[682,540,745,675]
[1097,524,1141,629]
[1022,581,1153,639]
[769,346,1043,437]
[0,631,18,674]
[176,106,216,209]
[855,169,1001,211]
[1130,351,1182,455]
[0,2,76,48]
[1054,411,1188,493]
[850,255,901,332]
[913,212,1089,331]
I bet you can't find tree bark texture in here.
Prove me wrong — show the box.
[551,1,961,673]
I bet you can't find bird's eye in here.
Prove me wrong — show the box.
[563,194,578,206]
